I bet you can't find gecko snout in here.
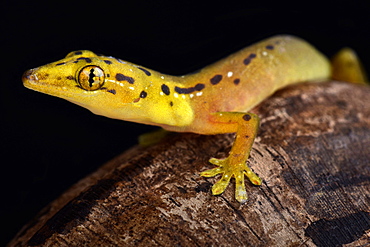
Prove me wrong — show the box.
[22,69,38,84]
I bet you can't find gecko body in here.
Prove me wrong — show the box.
[23,35,361,202]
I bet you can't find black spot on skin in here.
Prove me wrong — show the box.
[161,84,170,95]
[243,53,257,65]
[56,62,65,66]
[175,87,194,94]
[107,89,116,95]
[170,101,174,107]
[77,57,92,63]
[116,73,135,84]
[66,76,74,80]
[210,74,223,85]
[74,51,83,55]
[243,58,252,65]
[103,60,112,65]
[140,91,147,98]
[175,83,205,94]
[107,74,110,77]
[243,114,251,121]
[138,67,151,76]
[266,45,274,50]
[194,83,205,91]
[245,135,249,139]
[233,78,240,85]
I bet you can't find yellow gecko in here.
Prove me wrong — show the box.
[22,35,366,203]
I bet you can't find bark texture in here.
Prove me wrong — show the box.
[9,81,370,247]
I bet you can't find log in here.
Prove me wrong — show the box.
[8,81,370,247]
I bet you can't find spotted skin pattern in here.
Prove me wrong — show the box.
[23,35,364,203]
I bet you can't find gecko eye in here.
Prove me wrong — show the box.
[78,66,105,91]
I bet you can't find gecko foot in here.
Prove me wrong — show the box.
[200,157,262,203]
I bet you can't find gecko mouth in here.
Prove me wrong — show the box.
[23,68,65,90]
[22,68,54,91]
[22,68,76,98]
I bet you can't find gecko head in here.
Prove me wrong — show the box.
[22,50,154,120]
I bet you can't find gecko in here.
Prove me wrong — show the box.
[22,35,366,203]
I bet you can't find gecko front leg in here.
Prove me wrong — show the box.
[200,112,262,203]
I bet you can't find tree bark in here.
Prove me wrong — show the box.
[8,81,370,247]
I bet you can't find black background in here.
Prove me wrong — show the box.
[2,1,370,245]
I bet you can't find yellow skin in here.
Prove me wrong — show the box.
[23,35,364,203]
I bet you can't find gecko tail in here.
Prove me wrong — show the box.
[331,48,368,84]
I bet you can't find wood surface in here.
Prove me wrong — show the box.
[9,81,370,247]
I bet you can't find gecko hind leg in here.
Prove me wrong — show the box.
[331,48,368,84]
[200,112,262,203]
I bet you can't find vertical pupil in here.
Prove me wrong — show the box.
[88,68,95,87]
